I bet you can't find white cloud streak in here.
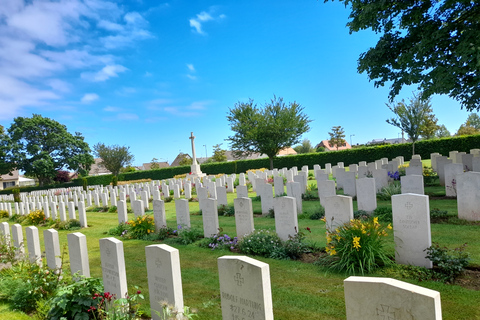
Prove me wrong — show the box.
[81,93,99,103]
[189,9,225,35]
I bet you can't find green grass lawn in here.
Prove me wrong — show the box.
[1,171,479,319]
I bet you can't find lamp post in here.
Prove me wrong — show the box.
[350,134,355,146]
[203,144,207,159]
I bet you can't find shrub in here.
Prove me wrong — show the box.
[201,231,238,251]
[164,196,173,203]
[52,219,82,230]
[321,218,393,275]
[309,206,325,220]
[128,215,155,240]
[377,182,401,200]
[108,222,130,238]
[423,166,438,186]
[12,188,21,202]
[217,205,235,216]
[166,225,203,245]
[353,210,369,220]
[302,190,319,201]
[425,243,470,283]
[237,229,283,258]
[430,208,448,219]
[24,209,47,225]
[0,210,9,218]
[0,234,19,263]
[108,206,117,213]
[373,206,393,223]
[282,228,310,260]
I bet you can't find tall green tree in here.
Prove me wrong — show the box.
[7,114,94,186]
[326,0,480,111]
[93,143,134,177]
[328,126,346,151]
[465,113,480,130]
[435,125,451,139]
[293,138,315,154]
[227,96,311,169]
[211,144,227,162]
[386,93,434,155]
[0,125,14,176]
[419,112,439,140]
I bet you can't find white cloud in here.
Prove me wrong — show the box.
[186,64,195,72]
[189,9,225,35]
[0,0,151,118]
[117,113,139,120]
[186,74,197,80]
[103,106,121,112]
[81,93,99,103]
[144,71,153,77]
[81,64,128,82]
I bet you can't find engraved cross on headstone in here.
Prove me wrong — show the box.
[405,202,413,209]
[233,273,244,286]
[376,305,396,320]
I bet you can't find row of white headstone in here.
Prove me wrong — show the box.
[0,223,442,320]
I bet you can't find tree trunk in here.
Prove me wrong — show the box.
[412,141,415,156]
[269,157,274,170]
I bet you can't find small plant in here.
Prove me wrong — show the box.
[108,222,130,237]
[377,182,401,200]
[302,190,319,201]
[202,230,238,251]
[282,227,311,260]
[128,215,155,240]
[423,166,438,186]
[93,286,145,320]
[321,217,393,275]
[251,195,261,201]
[157,303,198,320]
[108,206,117,213]
[164,196,173,203]
[0,210,9,218]
[52,219,82,230]
[12,188,20,202]
[353,210,369,220]
[82,177,88,191]
[24,209,47,225]
[0,234,19,263]
[387,170,400,181]
[166,225,203,245]
[238,229,283,258]
[265,208,275,218]
[430,208,448,220]
[309,206,325,220]
[373,206,393,223]
[217,205,235,216]
[425,243,470,283]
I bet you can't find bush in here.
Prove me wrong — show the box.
[24,209,47,225]
[0,210,9,218]
[128,215,155,240]
[309,206,325,220]
[321,218,393,275]
[200,231,238,251]
[217,205,235,216]
[52,219,82,230]
[163,225,203,245]
[377,182,401,201]
[423,166,438,186]
[302,190,319,201]
[0,234,19,263]
[282,229,310,260]
[425,243,470,283]
[237,229,283,258]
[373,206,393,223]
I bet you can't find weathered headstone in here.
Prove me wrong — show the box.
[324,195,353,230]
[436,156,452,186]
[273,196,298,241]
[152,199,167,231]
[218,256,274,320]
[234,197,254,239]
[344,276,442,320]
[444,163,463,197]
[44,229,61,270]
[456,171,480,221]
[117,200,128,224]
[356,178,377,213]
[202,198,219,237]
[11,223,24,254]
[318,179,336,206]
[99,237,128,299]
[67,232,90,278]
[343,172,357,197]
[216,186,228,206]
[145,244,184,320]
[392,193,432,268]
[175,199,191,228]
[236,185,248,198]
[401,175,425,195]
[372,169,388,192]
[260,183,274,216]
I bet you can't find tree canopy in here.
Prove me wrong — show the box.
[293,138,315,154]
[93,143,134,177]
[386,93,434,154]
[328,126,346,151]
[6,114,94,186]
[0,125,14,176]
[227,96,311,169]
[211,144,227,162]
[456,113,480,136]
[327,0,480,111]
[435,124,451,138]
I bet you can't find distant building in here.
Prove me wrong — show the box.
[315,140,352,151]
[0,170,35,190]
[193,147,297,164]
[171,153,193,167]
[367,138,408,145]
[139,162,170,170]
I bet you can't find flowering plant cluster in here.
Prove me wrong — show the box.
[207,233,238,251]
[387,170,400,180]
[323,217,392,274]
[0,210,9,218]
[128,215,155,239]
[25,209,47,225]
[237,229,283,257]
[90,287,144,320]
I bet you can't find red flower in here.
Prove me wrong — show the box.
[306,227,311,233]
[137,290,141,294]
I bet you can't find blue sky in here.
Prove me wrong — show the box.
[0,0,472,167]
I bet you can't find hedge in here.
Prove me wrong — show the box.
[1,134,478,195]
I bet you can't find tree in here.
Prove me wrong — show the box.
[456,124,479,136]
[293,138,315,154]
[386,93,434,155]
[93,143,134,177]
[54,170,71,183]
[150,158,160,169]
[419,112,439,140]
[465,113,480,130]
[178,153,193,166]
[211,144,227,162]
[328,126,346,151]
[227,96,311,169]
[327,0,480,111]
[435,125,451,138]
[0,125,14,176]
[7,114,94,186]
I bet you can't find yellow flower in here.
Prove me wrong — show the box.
[326,235,332,242]
[373,217,379,225]
[362,230,367,234]
[336,235,341,240]
[352,236,361,250]
[325,246,330,253]
[330,249,336,256]
[387,223,392,230]
[320,217,326,222]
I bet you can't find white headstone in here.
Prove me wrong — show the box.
[26,226,42,265]
[99,237,128,299]
[202,198,219,237]
[218,256,273,320]
[260,184,274,216]
[11,223,24,254]
[152,199,167,231]
[273,176,285,196]
[117,200,128,224]
[67,232,90,278]
[356,178,377,213]
[78,202,87,227]
[344,276,442,320]
[324,195,353,230]
[145,244,184,320]
[318,180,336,206]
[236,185,248,198]
[286,182,302,214]
[175,199,191,228]
[274,196,298,241]
[444,163,463,197]
[401,175,425,195]
[216,186,228,206]
[44,229,61,270]
[133,199,145,218]
[456,171,480,221]
[234,197,254,239]
[392,193,432,268]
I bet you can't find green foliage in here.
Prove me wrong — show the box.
[0,262,63,313]
[372,206,393,223]
[386,93,435,154]
[156,304,198,320]
[309,206,325,220]
[12,188,20,202]
[237,229,283,258]
[226,95,311,169]
[82,177,88,191]
[111,175,118,187]
[6,114,94,186]
[322,218,393,275]
[466,113,480,130]
[425,243,470,283]
[423,166,438,186]
[51,219,81,231]
[282,229,311,260]
[93,143,134,177]
[0,210,9,218]
[24,209,47,225]
[328,126,346,150]
[108,222,130,238]
[293,138,315,154]
[200,230,238,251]
[217,205,235,216]
[0,125,14,176]
[430,208,448,220]
[329,0,480,111]
[108,206,117,213]
[211,144,227,162]
[127,215,155,240]
[164,196,173,203]
[435,124,451,138]
[377,182,401,201]
[0,234,19,263]
[166,226,203,245]
[302,190,319,201]
[47,276,103,320]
